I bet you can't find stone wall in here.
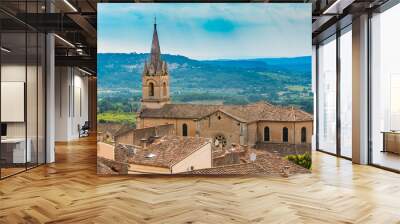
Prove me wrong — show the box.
[137,117,197,137]
[141,75,170,109]
[115,124,175,146]
[256,121,313,145]
[255,142,311,157]
[197,111,242,149]
[213,152,241,167]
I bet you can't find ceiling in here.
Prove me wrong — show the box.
[0,0,393,75]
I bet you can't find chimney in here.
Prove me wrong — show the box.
[282,165,290,177]
[231,143,237,152]
[242,144,248,152]
[154,127,159,138]
[140,138,148,149]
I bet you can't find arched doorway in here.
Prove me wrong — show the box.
[264,126,270,142]
[282,127,288,142]
[149,82,154,96]
[301,127,307,143]
[182,123,188,136]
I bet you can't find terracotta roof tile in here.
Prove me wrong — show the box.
[181,151,310,176]
[139,102,312,122]
[140,103,222,119]
[182,162,266,175]
[128,135,211,168]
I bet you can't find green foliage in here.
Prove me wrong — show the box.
[287,85,305,91]
[286,153,312,170]
[97,112,136,125]
[97,53,314,114]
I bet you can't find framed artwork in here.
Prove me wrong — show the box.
[97,3,313,176]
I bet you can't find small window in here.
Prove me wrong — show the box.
[214,135,227,149]
[301,127,307,143]
[240,123,245,135]
[163,82,167,97]
[149,82,154,97]
[282,127,288,142]
[182,123,188,136]
[264,127,270,142]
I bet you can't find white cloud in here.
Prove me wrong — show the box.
[98,3,311,59]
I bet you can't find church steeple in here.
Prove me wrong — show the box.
[143,16,167,76]
[141,18,170,109]
[150,17,161,69]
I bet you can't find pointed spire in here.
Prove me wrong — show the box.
[150,16,161,72]
[143,17,168,76]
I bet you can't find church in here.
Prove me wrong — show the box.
[136,21,313,152]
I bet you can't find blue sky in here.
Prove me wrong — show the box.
[98,3,311,60]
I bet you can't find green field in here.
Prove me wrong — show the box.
[97,112,136,125]
[98,53,313,114]
[287,85,305,91]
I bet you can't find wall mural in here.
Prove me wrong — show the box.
[97,3,313,176]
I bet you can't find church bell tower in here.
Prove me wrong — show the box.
[141,18,170,109]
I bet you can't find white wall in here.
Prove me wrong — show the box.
[55,67,69,141]
[1,63,46,164]
[1,65,27,139]
[171,143,212,173]
[1,65,40,135]
[55,67,89,141]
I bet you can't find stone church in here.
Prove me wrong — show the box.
[136,21,313,151]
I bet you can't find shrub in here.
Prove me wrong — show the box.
[286,153,312,169]
[97,112,136,124]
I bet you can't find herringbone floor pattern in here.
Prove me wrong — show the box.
[1,136,400,224]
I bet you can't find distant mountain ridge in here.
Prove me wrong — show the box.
[97,53,313,113]
[98,53,311,89]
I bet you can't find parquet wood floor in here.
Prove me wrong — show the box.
[1,136,399,223]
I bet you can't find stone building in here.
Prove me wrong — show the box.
[136,21,313,152]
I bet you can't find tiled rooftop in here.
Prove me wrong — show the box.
[128,135,211,168]
[139,101,312,122]
[182,151,310,176]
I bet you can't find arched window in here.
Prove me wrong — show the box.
[149,82,154,97]
[182,123,188,136]
[282,127,288,142]
[264,127,270,142]
[163,82,167,97]
[301,127,307,143]
[214,134,227,149]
